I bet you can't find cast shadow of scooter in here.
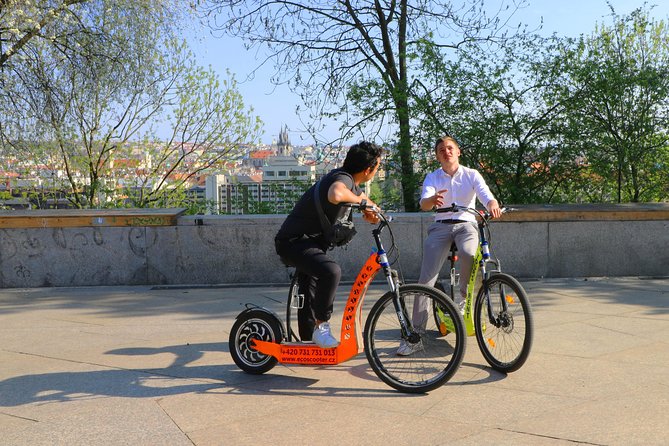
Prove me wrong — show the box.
[1,342,457,407]
[0,342,228,407]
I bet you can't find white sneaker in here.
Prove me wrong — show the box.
[312,322,339,348]
[396,338,424,356]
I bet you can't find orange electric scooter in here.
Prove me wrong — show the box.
[228,204,466,393]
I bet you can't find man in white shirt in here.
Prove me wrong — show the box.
[397,135,501,356]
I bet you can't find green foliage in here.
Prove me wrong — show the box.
[411,35,578,204]
[3,2,667,214]
[553,7,669,202]
[367,176,404,212]
[204,0,531,211]
[410,5,669,205]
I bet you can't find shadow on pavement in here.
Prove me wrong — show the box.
[3,340,477,407]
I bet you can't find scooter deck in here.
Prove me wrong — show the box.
[252,340,357,365]
[248,254,380,366]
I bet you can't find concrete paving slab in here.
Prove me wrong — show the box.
[509,390,669,445]
[184,394,472,446]
[603,342,669,366]
[452,429,577,446]
[0,277,667,445]
[2,398,193,446]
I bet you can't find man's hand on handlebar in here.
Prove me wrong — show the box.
[436,202,508,220]
[360,199,381,224]
[340,200,385,224]
[487,200,502,219]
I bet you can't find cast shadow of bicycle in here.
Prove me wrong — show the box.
[0,342,506,407]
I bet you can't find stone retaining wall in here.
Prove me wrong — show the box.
[0,204,667,287]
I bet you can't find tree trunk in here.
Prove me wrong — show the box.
[395,0,416,211]
[396,98,416,211]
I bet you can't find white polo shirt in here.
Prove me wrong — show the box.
[420,165,496,222]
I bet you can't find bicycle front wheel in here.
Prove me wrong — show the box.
[364,284,466,393]
[474,273,534,373]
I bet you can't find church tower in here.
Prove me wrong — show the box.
[277,125,291,156]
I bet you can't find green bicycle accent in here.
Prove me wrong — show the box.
[435,247,483,336]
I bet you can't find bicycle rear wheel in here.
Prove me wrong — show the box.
[474,273,533,373]
[364,284,466,393]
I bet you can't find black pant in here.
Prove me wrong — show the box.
[275,237,342,340]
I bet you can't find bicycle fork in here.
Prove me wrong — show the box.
[481,280,513,329]
[477,224,511,328]
[377,248,417,342]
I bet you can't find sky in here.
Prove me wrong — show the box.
[188,1,669,146]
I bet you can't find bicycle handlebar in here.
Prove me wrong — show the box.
[341,202,392,223]
[435,203,513,221]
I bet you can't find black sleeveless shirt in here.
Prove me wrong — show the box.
[276,168,362,242]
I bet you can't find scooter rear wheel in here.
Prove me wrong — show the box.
[229,309,283,374]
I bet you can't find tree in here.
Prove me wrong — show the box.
[555,6,669,203]
[202,0,527,210]
[410,35,586,204]
[1,0,87,68]
[119,66,262,209]
[0,1,261,209]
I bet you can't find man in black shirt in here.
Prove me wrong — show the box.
[274,141,383,348]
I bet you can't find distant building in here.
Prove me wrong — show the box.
[206,126,317,214]
[203,127,385,213]
[244,150,274,169]
[263,127,316,183]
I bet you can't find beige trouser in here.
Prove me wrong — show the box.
[412,221,479,329]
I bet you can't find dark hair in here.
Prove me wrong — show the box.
[342,141,384,174]
[434,135,460,152]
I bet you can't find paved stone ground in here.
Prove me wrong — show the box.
[1,277,667,445]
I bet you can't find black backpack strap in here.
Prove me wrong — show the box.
[314,180,332,235]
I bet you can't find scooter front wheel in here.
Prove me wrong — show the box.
[229,309,283,374]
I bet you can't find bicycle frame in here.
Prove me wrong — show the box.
[251,212,410,365]
[461,246,484,335]
[436,207,508,336]
[428,204,533,374]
